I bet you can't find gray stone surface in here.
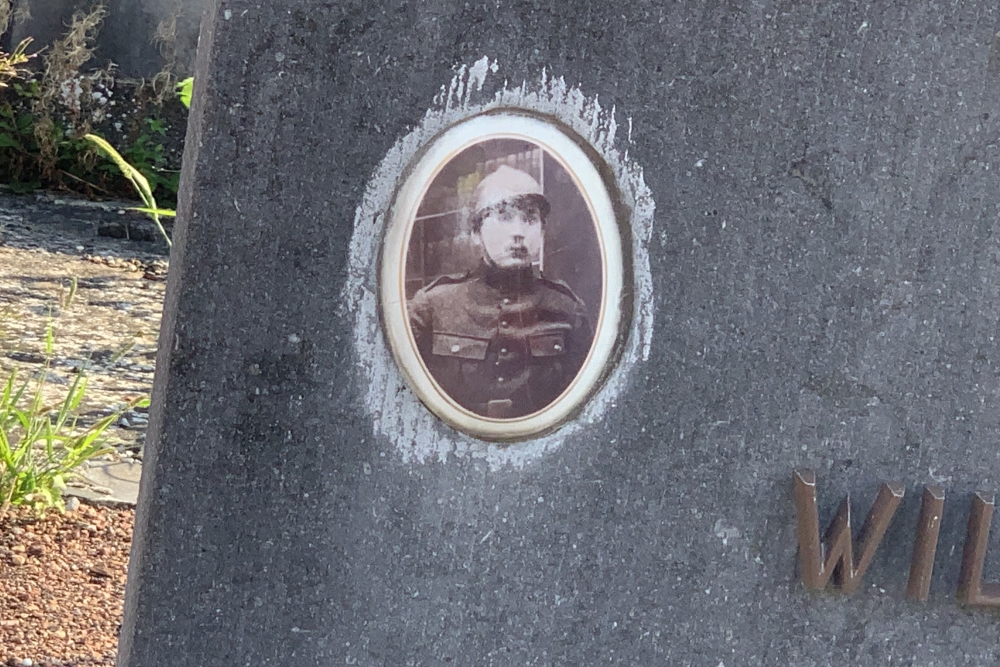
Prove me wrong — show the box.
[7,0,205,79]
[67,460,142,506]
[119,1,1000,665]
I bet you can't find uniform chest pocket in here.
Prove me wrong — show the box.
[529,332,566,357]
[431,332,489,360]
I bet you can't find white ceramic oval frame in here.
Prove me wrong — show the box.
[380,112,625,441]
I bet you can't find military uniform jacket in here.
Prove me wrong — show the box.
[408,263,592,419]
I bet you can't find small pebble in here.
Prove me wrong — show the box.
[65,497,80,512]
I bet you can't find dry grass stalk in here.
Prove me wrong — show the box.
[0,36,30,88]
[12,3,29,23]
[33,3,107,171]
[38,3,107,109]
[0,0,12,36]
[148,12,179,103]
[0,0,29,37]
[153,12,178,53]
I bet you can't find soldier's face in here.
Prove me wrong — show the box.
[477,203,543,270]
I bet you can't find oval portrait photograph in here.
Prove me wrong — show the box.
[381,113,626,441]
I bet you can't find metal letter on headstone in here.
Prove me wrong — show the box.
[906,485,945,602]
[957,493,1000,607]
[794,470,904,594]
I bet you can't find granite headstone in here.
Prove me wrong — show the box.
[119,1,1000,665]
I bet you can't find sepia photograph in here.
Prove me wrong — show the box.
[382,114,625,440]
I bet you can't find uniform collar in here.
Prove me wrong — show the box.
[475,261,537,293]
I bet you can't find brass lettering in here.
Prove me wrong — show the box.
[794,470,904,593]
[906,485,945,602]
[957,492,1000,606]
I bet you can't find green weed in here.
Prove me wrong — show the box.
[0,81,43,192]
[115,118,180,202]
[59,276,78,310]
[176,77,193,108]
[0,80,116,196]
[0,325,145,519]
[84,132,174,246]
[0,71,183,203]
[0,4,185,206]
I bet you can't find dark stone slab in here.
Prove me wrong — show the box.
[119,1,1000,665]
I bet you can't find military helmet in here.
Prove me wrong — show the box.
[470,165,550,231]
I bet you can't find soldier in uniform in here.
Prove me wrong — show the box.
[408,165,593,419]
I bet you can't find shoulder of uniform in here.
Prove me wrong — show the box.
[416,272,472,293]
[538,276,584,303]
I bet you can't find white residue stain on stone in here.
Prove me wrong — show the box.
[343,57,656,469]
[467,56,492,93]
[713,519,740,546]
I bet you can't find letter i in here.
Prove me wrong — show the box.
[906,485,945,601]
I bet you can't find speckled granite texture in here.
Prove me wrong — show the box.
[119,2,1000,665]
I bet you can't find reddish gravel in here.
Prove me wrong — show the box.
[0,504,132,667]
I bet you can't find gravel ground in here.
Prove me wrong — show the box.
[0,191,166,665]
[0,192,168,463]
[0,505,133,667]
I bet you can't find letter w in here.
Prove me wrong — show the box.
[793,470,904,594]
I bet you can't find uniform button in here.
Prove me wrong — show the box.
[500,348,507,354]
[502,298,510,304]
[500,320,508,327]
[450,344,461,353]
[553,344,562,351]
[497,377,504,382]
